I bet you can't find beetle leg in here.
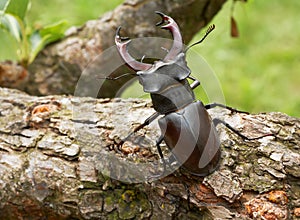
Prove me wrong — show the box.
[155,135,167,174]
[146,135,168,181]
[188,75,201,89]
[212,118,275,140]
[118,112,161,146]
[205,102,249,114]
[155,136,165,164]
[133,112,160,133]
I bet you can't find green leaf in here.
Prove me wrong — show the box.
[39,20,68,39]
[29,20,68,63]
[0,0,9,10]
[0,12,22,42]
[4,0,29,21]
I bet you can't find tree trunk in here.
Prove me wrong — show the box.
[0,0,227,97]
[0,87,299,219]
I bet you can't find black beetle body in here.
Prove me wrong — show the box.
[114,12,221,176]
[136,52,220,175]
[138,53,195,114]
[114,12,272,177]
[158,100,221,175]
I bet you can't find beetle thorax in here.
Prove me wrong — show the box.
[137,53,195,114]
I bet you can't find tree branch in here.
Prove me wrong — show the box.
[1,0,228,97]
[0,87,299,219]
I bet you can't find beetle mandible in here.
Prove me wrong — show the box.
[113,12,271,177]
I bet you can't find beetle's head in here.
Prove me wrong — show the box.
[115,11,184,72]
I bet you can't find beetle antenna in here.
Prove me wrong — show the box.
[98,73,136,80]
[185,24,215,52]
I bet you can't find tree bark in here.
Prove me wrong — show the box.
[0,87,299,219]
[0,0,227,97]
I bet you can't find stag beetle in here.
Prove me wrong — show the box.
[111,12,272,177]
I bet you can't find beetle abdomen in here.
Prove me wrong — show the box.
[158,101,221,176]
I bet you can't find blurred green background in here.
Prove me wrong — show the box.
[0,0,299,117]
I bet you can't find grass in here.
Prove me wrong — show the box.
[189,0,300,116]
[0,0,299,117]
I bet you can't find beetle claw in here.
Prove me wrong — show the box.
[115,26,152,71]
[115,27,130,42]
[155,11,168,26]
[155,11,183,61]
[155,11,172,29]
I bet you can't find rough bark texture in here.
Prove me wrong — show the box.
[0,0,227,97]
[0,87,299,219]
